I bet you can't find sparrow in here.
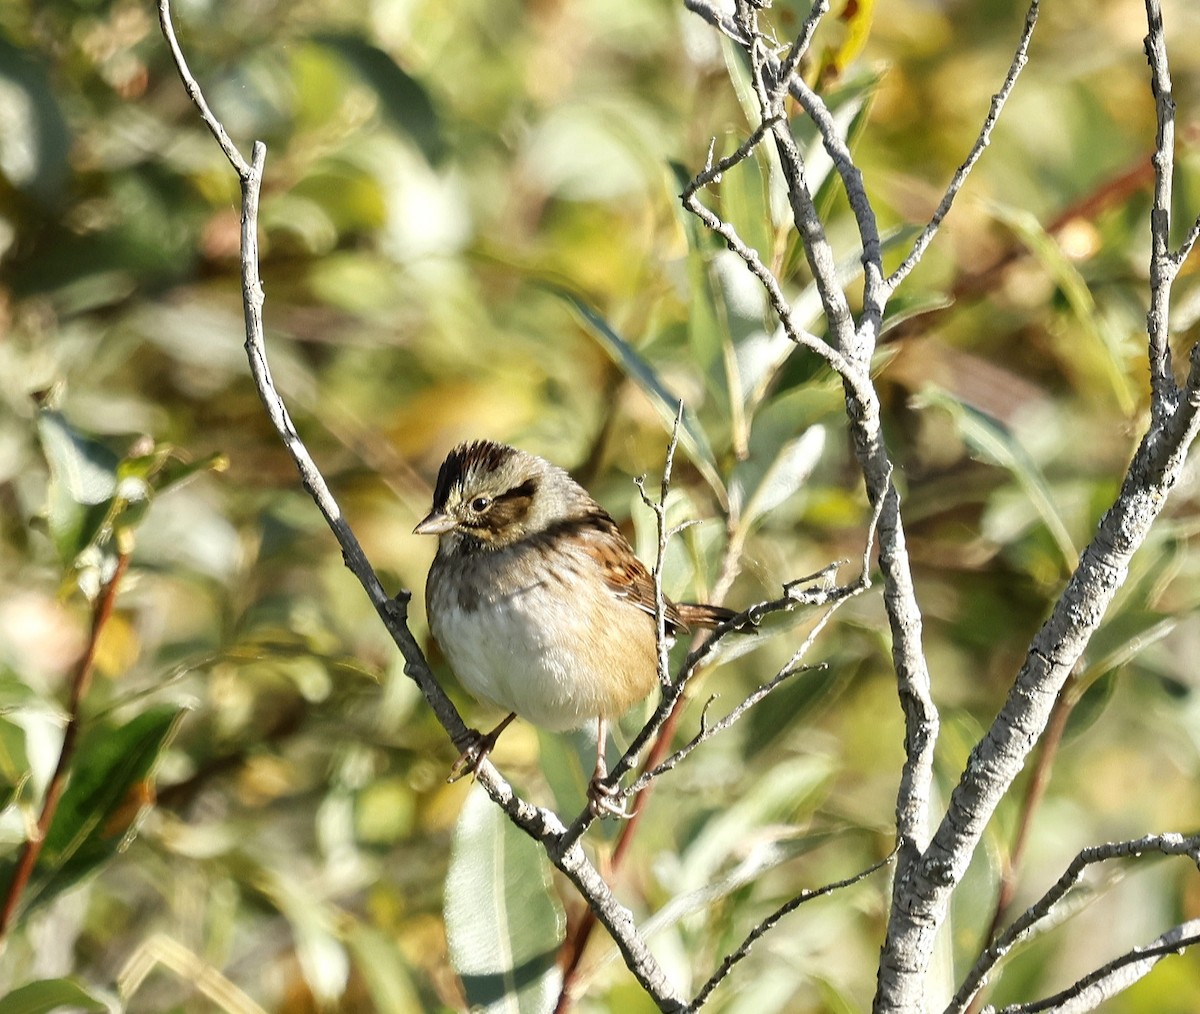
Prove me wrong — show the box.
[414,439,735,817]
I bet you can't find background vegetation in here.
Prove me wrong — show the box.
[1,0,1199,1010]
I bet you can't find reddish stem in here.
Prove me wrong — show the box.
[966,671,1078,1014]
[555,693,690,1013]
[0,549,131,939]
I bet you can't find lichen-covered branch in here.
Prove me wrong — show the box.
[948,833,1200,1013]
[157,4,686,1008]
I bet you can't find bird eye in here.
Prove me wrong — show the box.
[470,496,491,512]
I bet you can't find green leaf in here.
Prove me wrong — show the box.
[0,978,109,1014]
[879,290,955,336]
[988,200,1137,415]
[916,388,1077,572]
[37,412,118,507]
[0,717,30,814]
[313,35,445,163]
[0,706,185,916]
[0,38,71,205]
[445,785,565,1014]
[346,925,424,1012]
[675,755,835,894]
[738,425,826,532]
[552,286,727,504]
[36,412,118,563]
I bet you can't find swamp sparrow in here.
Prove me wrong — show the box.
[415,440,735,816]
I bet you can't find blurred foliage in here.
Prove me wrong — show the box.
[1,0,1200,1011]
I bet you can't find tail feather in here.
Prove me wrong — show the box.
[675,601,739,630]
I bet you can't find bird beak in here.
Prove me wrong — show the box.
[413,510,457,536]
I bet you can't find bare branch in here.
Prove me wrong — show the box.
[636,403,686,689]
[875,3,1200,1005]
[773,0,831,95]
[766,114,860,353]
[773,78,885,347]
[1143,0,1181,409]
[156,0,252,179]
[689,847,899,1011]
[682,0,751,47]
[948,833,1200,1014]
[986,921,1200,1014]
[887,0,1041,291]
[157,5,686,1008]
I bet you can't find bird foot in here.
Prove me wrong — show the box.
[587,776,636,820]
[447,732,492,783]
[447,713,517,783]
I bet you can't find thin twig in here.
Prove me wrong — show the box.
[681,115,781,200]
[946,833,1200,1014]
[773,0,831,96]
[688,846,899,1011]
[156,0,251,178]
[969,673,1079,1014]
[1174,212,1200,268]
[682,174,850,376]
[1142,0,1180,411]
[636,403,686,688]
[0,547,131,940]
[625,609,838,795]
[986,923,1200,1014]
[887,0,1041,292]
[157,4,686,1008]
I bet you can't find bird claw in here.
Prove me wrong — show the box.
[447,713,517,783]
[447,731,491,783]
[588,777,636,820]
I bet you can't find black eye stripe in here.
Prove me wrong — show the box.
[497,478,538,502]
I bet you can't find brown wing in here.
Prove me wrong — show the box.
[588,531,689,633]
[540,502,736,633]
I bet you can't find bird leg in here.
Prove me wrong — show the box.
[587,717,634,819]
[448,712,517,782]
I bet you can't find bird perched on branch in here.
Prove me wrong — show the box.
[415,439,735,817]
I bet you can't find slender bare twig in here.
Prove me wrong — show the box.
[688,846,899,1011]
[1143,0,1181,411]
[1175,212,1200,269]
[0,547,131,939]
[157,4,686,1008]
[946,833,1200,1014]
[682,175,853,376]
[773,0,831,96]
[635,403,686,688]
[886,0,1040,293]
[156,1,250,178]
[625,626,833,794]
[682,114,781,198]
[968,674,1079,1014]
[627,470,888,796]
[986,923,1200,1014]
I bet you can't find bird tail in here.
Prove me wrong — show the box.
[675,602,739,630]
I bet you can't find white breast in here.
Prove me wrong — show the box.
[427,546,657,731]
